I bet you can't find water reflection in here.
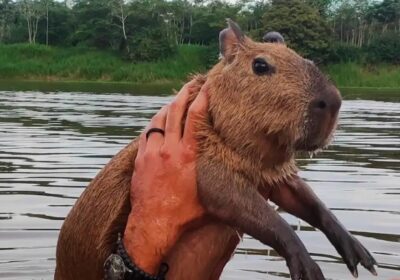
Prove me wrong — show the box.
[0,91,399,280]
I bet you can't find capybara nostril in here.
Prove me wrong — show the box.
[311,88,342,117]
[328,89,342,116]
[311,99,328,113]
[317,100,327,110]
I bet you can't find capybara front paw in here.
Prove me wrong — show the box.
[337,235,378,277]
[287,254,325,280]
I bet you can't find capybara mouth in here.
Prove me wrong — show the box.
[295,115,338,152]
[294,140,320,152]
[295,84,341,152]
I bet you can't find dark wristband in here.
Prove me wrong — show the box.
[104,233,169,280]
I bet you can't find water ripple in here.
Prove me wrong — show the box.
[0,92,399,280]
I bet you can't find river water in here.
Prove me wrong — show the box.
[0,91,399,280]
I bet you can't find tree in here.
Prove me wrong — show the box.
[123,0,177,60]
[188,1,241,45]
[262,0,332,62]
[0,0,397,66]
[367,0,400,33]
[36,1,73,45]
[307,0,334,16]
[42,0,51,45]
[237,0,270,36]
[17,0,44,44]
[0,0,14,42]
[366,31,400,63]
[109,0,130,52]
[71,0,118,48]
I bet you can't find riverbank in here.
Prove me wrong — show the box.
[0,44,210,84]
[0,43,399,90]
[1,80,399,102]
[325,63,400,88]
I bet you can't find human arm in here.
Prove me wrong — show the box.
[122,82,208,275]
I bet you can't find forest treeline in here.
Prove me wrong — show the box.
[0,0,399,64]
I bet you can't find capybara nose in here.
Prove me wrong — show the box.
[310,87,342,117]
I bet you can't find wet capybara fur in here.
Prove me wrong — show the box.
[56,20,377,280]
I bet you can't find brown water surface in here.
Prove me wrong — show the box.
[0,91,399,280]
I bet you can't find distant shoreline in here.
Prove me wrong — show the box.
[0,79,181,95]
[1,44,399,96]
[1,80,399,100]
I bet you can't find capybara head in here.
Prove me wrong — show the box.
[206,20,341,164]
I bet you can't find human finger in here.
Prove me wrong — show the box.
[182,83,209,147]
[165,81,196,143]
[146,105,168,151]
[135,130,147,163]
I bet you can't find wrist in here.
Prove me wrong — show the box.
[104,234,169,280]
[123,212,181,274]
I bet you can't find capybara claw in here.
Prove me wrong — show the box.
[338,235,377,277]
[360,246,378,276]
[361,256,378,276]
[287,255,325,280]
[350,267,358,278]
[367,265,378,276]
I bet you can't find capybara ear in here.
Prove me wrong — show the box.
[219,19,245,62]
[263,31,285,44]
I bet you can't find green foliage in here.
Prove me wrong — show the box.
[0,43,209,82]
[327,43,364,63]
[70,0,117,48]
[1,43,399,88]
[366,0,400,24]
[0,0,14,42]
[365,32,400,64]
[188,2,241,45]
[262,0,332,62]
[37,2,74,45]
[325,62,400,88]
[203,42,219,69]
[0,0,399,74]
[306,0,334,16]
[122,0,178,61]
[127,29,177,61]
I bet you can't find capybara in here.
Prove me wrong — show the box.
[55,20,377,280]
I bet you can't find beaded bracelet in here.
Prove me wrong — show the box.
[116,233,169,280]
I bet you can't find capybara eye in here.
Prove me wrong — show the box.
[252,58,274,76]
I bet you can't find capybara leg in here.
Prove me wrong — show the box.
[165,221,240,280]
[56,140,138,280]
[197,160,326,280]
[270,175,377,277]
[208,228,241,280]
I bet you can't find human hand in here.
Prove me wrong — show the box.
[123,81,208,274]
